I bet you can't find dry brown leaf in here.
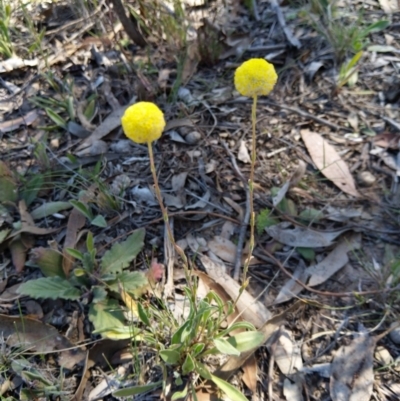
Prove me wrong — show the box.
[9,234,33,273]
[242,354,258,394]
[0,110,38,133]
[62,203,86,276]
[165,118,194,132]
[301,129,359,197]
[270,328,303,375]
[76,105,130,153]
[266,223,350,248]
[307,233,361,287]
[0,314,86,369]
[330,334,375,401]
[208,236,237,263]
[200,255,271,328]
[274,263,308,305]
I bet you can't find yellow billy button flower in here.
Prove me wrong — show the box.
[234,58,278,97]
[121,102,166,144]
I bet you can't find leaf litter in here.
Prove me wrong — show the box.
[1,0,400,399]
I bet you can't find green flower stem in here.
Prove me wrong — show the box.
[243,95,258,281]
[147,141,190,280]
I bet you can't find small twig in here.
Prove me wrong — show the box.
[222,142,250,280]
[230,98,350,132]
[109,0,147,47]
[270,0,301,48]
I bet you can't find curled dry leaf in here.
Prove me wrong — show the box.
[266,223,350,248]
[270,328,303,376]
[238,140,251,163]
[301,129,359,197]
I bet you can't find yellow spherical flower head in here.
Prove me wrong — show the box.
[121,102,166,144]
[234,58,278,97]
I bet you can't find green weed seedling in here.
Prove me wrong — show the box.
[300,0,389,64]
[18,229,149,336]
[0,0,14,58]
[113,288,264,401]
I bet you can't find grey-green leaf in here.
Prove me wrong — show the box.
[211,375,249,401]
[100,228,145,275]
[113,381,162,397]
[159,349,180,365]
[91,215,107,228]
[182,353,195,375]
[31,202,72,220]
[214,338,240,355]
[227,331,265,352]
[17,277,81,300]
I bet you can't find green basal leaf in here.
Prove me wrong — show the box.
[100,228,145,275]
[296,247,315,261]
[364,20,390,34]
[31,201,72,220]
[182,353,195,375]
[113,381,162,397]
[31,247,65,278]
[91,215,107,228]
[191,343,205,357]
[214,338,240,356]
[106,270,148,292]
[20,174,44,206]
[195,361,212,380]
[211,374,249,401]
[298,208,322,222]
[45,108,67,129]
[171,386,189,400]
[89,298,126,338]
[227,331,265,352]
[74,268,87,277]
[86,231,94,253]
[138,302,150,326]
[219,321,256,337]
[84,98,96,121]
[0,228,10,244]
[171,321,190,345]
[17,277,81,300]
[70,200,93,220]
[92,286,107,303]
[66,248,84,261]
[160,349,181,365]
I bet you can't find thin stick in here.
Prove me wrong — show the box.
[222,142,250,281]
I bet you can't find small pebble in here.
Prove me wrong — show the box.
[185,131,201,145]
[389,322,400,344]
[357,171,376,187]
